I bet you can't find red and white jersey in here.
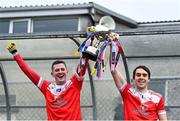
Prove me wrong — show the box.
[14,54,85,120]
[38,74,83,120]
[120,83,166,120]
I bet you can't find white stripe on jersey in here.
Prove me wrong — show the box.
[37,77,43,88]
[118,82,127,91]
[128,87,161,104]
[158,110,166,115]
[75,72,84,81]
[48,80,72,95]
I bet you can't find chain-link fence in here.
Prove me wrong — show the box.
[1,79,180,120]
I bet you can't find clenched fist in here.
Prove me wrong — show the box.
[7,42,17,55]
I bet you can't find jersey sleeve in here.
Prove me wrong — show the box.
[70,74,83,90]
[157,97,166,115]
[119,83,131,99]
[39,80,50,96]
[14,54,41,86]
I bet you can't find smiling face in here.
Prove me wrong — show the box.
[51,61,68,85]
[133,66,150,92]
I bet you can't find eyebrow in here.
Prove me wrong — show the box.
[136,73,148,76]
[136,72,147,74]
[54,68,66,71]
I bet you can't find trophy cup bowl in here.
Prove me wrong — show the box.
[82,46,99,61]
[81,16,115,61]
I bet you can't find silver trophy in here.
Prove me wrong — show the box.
[82,16,116,61]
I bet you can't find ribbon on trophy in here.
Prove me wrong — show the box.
[90,35,112,79]
[74,26,95,56]
[109,33,123,72]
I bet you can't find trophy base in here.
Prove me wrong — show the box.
[82,46,99,61]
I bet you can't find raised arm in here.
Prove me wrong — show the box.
[7,42,41,86]
[75,57,89,79]
[110,64,127,89]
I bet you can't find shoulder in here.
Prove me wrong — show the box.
[149,90,162,98]
[148,90,164,103]
[120,83,132,93]
[40,80,51,88]
[71,74,84,82]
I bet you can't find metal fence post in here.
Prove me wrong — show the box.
[0,63,11,120]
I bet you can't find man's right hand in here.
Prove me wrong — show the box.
[7,42,17,55]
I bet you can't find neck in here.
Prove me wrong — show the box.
[56,80,66,85]
[136,87,148,93]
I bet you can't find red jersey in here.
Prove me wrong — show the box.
[14,54,86,120]
[39,74,83,120]
[120,83,166,120]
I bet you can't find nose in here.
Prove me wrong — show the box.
[139,74,148,79]
[55,68,64,73]
[137,74,145,79]
[59,68,66,73]
[58,70,62,73]
[140,75,144,78]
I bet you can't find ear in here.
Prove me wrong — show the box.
[132,79,136,84]
[147,79,150,82]
[51,72,54,77]
[67,70,69,76]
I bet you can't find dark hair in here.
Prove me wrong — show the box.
[51,60,67,71]
[133,65,151,79]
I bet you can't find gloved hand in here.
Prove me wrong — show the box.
[6,42,17,55]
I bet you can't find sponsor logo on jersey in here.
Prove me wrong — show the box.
[52,95,68,107]
[133,109,150,116]
[48,80,73,107]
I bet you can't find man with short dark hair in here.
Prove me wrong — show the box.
[7,42,88,120]
[110,64,167,120]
